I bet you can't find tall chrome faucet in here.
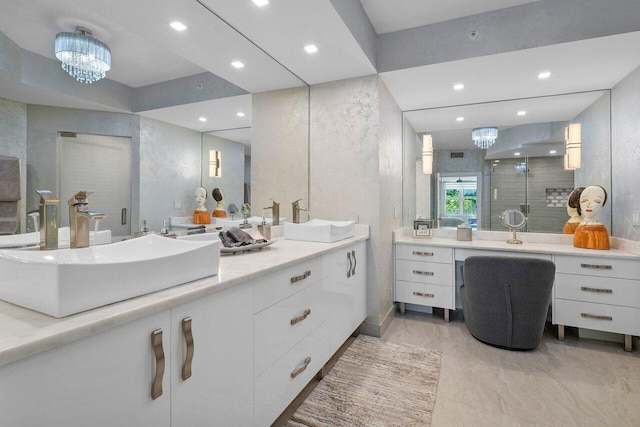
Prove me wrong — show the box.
[36,190,59,250]
[292,199,311,224]
[68,191,106,248]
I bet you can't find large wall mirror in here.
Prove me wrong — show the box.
[403,90,612,234]
[1,1,309,237]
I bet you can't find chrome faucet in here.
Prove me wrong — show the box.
[292,199,311,224]
[68,191,106,248]
[36,190,59,250]
[263,199,280,225]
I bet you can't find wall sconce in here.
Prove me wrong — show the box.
[564,123,581,170]
[209,150,221,177]
[422,134,433,174]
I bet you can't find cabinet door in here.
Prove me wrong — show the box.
[328,242,368,354]
[0,311,171,427]
[170,282,254,427]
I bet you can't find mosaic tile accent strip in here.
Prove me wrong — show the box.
[546,188,573,208]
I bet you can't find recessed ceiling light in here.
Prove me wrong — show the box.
[252,0,269,6]
[517,110,527,116]
[453,83,465,91]
[304,44,318,54]
[514,152,521,156]
[494,160,500,163]
[549,150,557,154]
[236,112,246,117]
[456,117,464,122]
[538,71,551,79]
[231,61,245,69]
[198,117,207,122]
[169,21,187,31]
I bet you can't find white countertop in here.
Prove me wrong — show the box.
[0,229,369,368]
[394,230,640,260]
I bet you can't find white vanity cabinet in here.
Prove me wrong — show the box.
[327,241,367,354]
[394,244,455,320]
[170,282,254,427]
[0,311,172,427]
[553,255,640,351]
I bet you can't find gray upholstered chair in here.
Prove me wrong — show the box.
[460,256,555,350]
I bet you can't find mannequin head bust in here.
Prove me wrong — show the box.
[194,187,207,211]
[579,185,607,224]
[566,187,585,221]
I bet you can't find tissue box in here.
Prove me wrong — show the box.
[456,226,472,241]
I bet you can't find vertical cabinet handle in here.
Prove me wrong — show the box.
[151,329,165,400]
[121,208,127,225]
[351,250,357,276]
[347,251,352,278]
[182,317,194,381]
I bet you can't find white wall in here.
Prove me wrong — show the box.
[612,65,640,241]
[139,117,201,231]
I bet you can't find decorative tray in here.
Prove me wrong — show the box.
[220,240,275,254]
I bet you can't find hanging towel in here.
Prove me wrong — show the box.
[0,156,20,202]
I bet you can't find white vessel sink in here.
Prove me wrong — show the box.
[284,219,355,243]
[176,232,220,242]
[214,216,287,228]
[0,234,220,317]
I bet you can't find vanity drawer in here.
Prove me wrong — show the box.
[555,273,640,308]
[395,259,453,286]
[254,321,331,427]
[395,244,453,264]
[395,280,454,309]
[554,299,640,336]
[254,257,325,313]
[254,279,330,376]
[554,255,640,279]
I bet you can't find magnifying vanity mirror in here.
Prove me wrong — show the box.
[500,209,526,244]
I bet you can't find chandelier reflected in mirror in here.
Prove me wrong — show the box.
[54,27,111,84]
[471,127,498,149]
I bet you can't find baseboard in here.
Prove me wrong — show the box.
[359,304,396,338]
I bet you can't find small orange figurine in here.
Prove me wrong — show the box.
[192,187,211,225]
[211,188,227,219]
[562,187,584,234]
[573,185,610,250]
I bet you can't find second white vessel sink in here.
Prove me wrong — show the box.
[0,234,220,317]
[284,219,355,243]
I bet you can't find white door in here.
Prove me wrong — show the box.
[58,133,131,238]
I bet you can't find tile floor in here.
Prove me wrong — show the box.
[382,310,640,426]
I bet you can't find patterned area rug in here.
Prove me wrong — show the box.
[286,335,441,427]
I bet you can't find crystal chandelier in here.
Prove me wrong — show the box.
[54,27,111,84]
[471,127,498,149]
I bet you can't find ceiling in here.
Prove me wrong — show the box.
[1,0,639,151]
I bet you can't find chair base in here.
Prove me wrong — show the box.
[469,333,539,351]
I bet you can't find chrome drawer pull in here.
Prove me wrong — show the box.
[291,308,312,325]
[581,313,613,321]
[291,270,311,283]
[291,356,312,379]
[413,270,434,276]
[151,329,165,400]
[347,252,352,278]
[181,317,194,381]
[413,291,434,298]
[580,263,612,270]
[580,286,613,294]
[412,251,434,256]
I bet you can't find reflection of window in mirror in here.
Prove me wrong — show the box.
[439,175,478,229]
[209,150,221,177]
